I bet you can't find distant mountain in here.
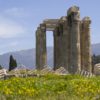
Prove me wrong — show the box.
[0,47,53,69]
[0,49,35,69]
[0,43,100,69]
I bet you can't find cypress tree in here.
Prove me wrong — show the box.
[9,55,17,71]
[0,65,3,70]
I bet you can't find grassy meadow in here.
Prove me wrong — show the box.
[0,74,100,100]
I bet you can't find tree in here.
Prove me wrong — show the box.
[92,54,100,65]
[0,65,3,70]
[92,54,100,73]
[9,55,17,71]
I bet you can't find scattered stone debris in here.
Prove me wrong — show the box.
[55,67,69,75]
[9,64,30,75]
[27,69,38,75]
[14,64,29,71]
[94,63,100,75]
[0,69,7,76]
[0,69,7,79]
[77,70,95,77]
[0,66,98,80]
[41,66,54,74]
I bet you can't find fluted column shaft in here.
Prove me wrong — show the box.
[81,17,92,72]
[54,26,61,70]
[36,24,47,70]
[67,6,81,74]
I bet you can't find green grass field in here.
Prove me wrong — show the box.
[0,74,100,100]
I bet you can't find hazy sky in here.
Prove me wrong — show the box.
[0,0,100,54]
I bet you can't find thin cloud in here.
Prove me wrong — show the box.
[9,42,18,47]
[0,16,26,38]
[0,41,19,54]
[4,7,30,18]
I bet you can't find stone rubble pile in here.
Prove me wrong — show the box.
[55,67,69,75]
[94,63,100,75]
[0,66,99,80]
[77,70,95,77]
[0,69,7,77]
[41,66,54,74]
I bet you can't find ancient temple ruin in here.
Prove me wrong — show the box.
[36,6,92,74]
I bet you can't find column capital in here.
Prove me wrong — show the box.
[67,6,80,16]
[82,17,91,24]
[40,23,46,32]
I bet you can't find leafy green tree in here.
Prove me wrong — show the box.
[9,55,17,71]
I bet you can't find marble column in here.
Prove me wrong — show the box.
[60,18,69,70]
[36,24,47,70]
[53,25,61,70]
[54,18,70,70]
[81,17,92,72]
[67,6,81,74]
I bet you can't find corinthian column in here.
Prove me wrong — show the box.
[81,17,92,72]
[53,25,61,70]
[67,6,81,74]
[60,17,69,70]
[36,24,47,70]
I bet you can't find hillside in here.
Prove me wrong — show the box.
[0,47,53,69]
[0,43,100,69]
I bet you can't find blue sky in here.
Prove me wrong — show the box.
[0,0,100,54]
